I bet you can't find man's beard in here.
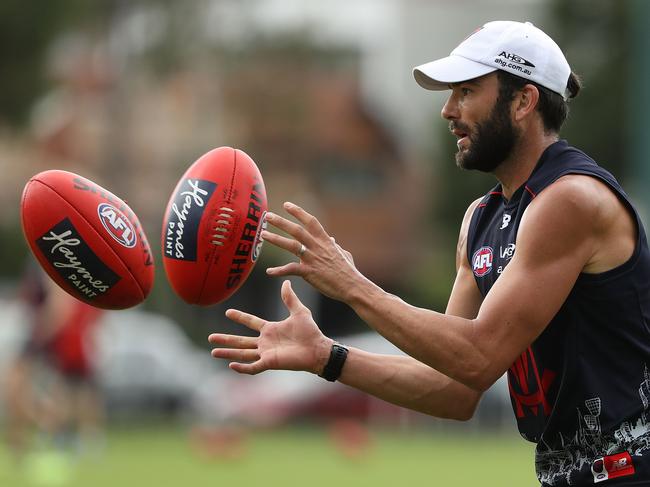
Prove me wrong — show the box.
[451,98,520,173]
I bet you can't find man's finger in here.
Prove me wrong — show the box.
[266,262,303,277]
[211,348,260,362]
[265,212,314,246]
[261,231,303,257]
[225,309,267,332]
[208,333,257,349]
[283,202,329,240]
[229,361,265,375]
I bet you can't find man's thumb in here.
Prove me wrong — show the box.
[281,280,303,313]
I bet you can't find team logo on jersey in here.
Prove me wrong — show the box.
[98,203,137,248]
[472,246,493,277]
[508,347,556,419]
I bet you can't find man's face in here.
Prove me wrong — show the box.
[441,73,520,172]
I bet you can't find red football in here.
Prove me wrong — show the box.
[161,147,267,305]
[20,170,155,310]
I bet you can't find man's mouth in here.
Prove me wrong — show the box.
[452,128,469,149]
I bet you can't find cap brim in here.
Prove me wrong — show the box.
[413,56,497,90]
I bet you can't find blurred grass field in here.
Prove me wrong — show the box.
[0,425,537,487]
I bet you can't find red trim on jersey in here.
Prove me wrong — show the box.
[525,185,537,198]
[489,191,503,195]
[478,203,487,208]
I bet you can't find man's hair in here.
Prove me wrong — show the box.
[496,70,582,133]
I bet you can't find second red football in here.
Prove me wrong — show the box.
[162,147,267,305]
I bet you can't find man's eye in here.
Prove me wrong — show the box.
[461,87,471,96]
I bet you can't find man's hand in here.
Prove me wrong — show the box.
[262,202,365,302]
[209,280,333,375]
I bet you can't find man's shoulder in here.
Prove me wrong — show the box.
[523,174,627,250]
[530,174,609,219]
[543,173,604,197]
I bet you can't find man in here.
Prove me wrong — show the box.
[209,21,650,486]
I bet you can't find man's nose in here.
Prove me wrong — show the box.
[441,93,459,121]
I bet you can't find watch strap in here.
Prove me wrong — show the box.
[319,342,349,382]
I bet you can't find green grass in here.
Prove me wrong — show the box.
[0,425,538,487]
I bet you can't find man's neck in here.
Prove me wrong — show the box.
[494,133,559,200]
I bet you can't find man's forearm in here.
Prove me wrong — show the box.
[337,347,481,421]
[344,279,490,391]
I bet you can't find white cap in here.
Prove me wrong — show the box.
[413,21,571,98]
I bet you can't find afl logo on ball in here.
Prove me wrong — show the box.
[98,203,137,248]
[472,246,493,277]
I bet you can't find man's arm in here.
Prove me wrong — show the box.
[210,199,485,420]
[335,198,485,420]
[263,175,617,391]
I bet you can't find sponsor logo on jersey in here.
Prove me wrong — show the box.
[97,203,137,248]
[472,246,494,277]
[164,178,217,261]
[592,452,635,483]
[500,213,511,230]
[500,243,516,259]
[36,218,121,300]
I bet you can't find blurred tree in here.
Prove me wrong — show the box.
[0,0,177,278]
[547,0,629,178]
[0,0,107,127]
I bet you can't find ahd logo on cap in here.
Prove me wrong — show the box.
[494,50,535,76]
[472,246,494,277]
[498,51,535,68]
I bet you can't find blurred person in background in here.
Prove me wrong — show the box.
[42,279,105,456]
[3,259,50,462]
[210,20,650,486]
[3,262,105,462]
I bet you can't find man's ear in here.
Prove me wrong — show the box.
[514,84,539,121]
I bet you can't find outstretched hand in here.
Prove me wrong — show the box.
[262,202,366,303]
[209,280,333,375]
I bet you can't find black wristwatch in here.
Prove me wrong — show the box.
[319,342,349,382]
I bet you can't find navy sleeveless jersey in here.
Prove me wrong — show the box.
[467,140,650,486]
